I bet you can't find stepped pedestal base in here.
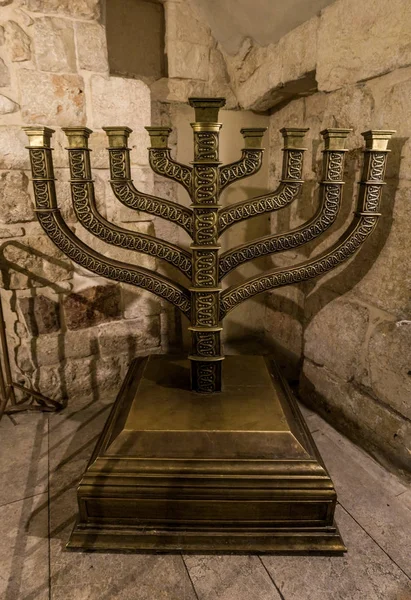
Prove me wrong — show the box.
[67,355,346,553]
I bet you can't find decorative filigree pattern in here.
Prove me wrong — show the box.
[364,185,381,211]
[220,150,263,190]
[193,292,219,326]
[369,152,386,181]
[195,362,218,394]
[69,151,86,179]
[194,331,219,356]
[149,149,192,193]
[110,149,129,179]
[30,149,48,178]
[286,151,304,180]
[194,209,218,245]
[194,132,219,161]
[193,251,217,286]
[327,152,344,181]
[193,166,218,204]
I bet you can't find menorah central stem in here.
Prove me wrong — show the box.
[188,98,225,393]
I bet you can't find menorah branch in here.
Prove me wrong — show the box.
[220,130,394,317]
[218,128,307,235]
[219,129,350,278]
[24,127,192,317]
[63,128,192,279]
[104,127,194,236]
[146,127,193,194]
[219,128,266,191]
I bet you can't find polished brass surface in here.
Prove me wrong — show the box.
[23,98,395,553]
[67,355,345,553]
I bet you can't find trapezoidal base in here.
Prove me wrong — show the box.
[67,355,346,553]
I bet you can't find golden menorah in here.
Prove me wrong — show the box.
[24,98,394,552]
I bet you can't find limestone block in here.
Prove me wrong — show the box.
[0,127,30,170]
[33,17,76,72]
[19,70,85,126]
[317,0,411,92]
[34,332,62,366]
[278,16,318,84]
[167,41,209,81]
[98,316,161,357]
[0,26,4,45]
[0,94,18,114]
[75,21,108,73]
[367,321,411,420]
[122,285,162,319]
[0,171,34,223]
[353,186,411,318]
[304,298,369,381]
[5,21,31,62]
[19,294,60,335]
[0,57,10,86]
[150,77,206,104]
[206,48,237,109]
[366,69,411,181]
[63,284,121,330]
[25,0,100,20]
[225,39,268,86]
[88,131,149,170]
[90,75,150,133]
[0,0,12,6]
[165,1,211,47]
[16,341,34,374]
[36,354,123,400]
[0,225,24,238]
[236,50,282,111]
[2,234,72,289]
[300,358,411,473]
[63,327,95,359]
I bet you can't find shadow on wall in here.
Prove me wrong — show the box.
[0,239,166,409]
[225,136,406,382]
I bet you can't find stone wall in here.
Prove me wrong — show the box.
[0,0,235,405]
[222,0,411,476]
[0,0,168,403]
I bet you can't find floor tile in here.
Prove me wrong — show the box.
[0,492,49,600]
[0,412,48,507]
[261,505,411,600]
[184,554,281,600]
[47,397,198,600]
[313,428,411,578]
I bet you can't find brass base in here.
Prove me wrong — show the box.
[67,355,346,553]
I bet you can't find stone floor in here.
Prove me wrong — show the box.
[0,391,410,600]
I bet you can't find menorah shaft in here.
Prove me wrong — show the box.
[188,100,225,393]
